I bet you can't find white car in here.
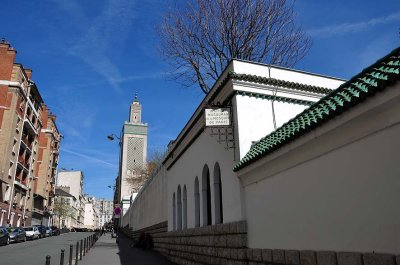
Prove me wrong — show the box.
[24,226,40,240]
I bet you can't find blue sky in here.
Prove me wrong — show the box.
[0,0,399,199]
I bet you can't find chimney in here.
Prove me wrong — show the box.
[0,38,17,80]
[24,68,32,79]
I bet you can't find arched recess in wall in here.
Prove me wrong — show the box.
[183,185,187,229]
[194,177,200,227]
[202,165,212,226]
[213,162,223,224]
[177,185,182,230]
[172,192,176,230]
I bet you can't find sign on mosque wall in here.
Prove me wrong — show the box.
[205,108,231,126]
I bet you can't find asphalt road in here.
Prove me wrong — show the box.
[0,232,94,265]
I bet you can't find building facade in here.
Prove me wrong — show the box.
[56,170,85,227]
[0,39,60,227]
[32,105,61,225]
[95,199,113,228]
[121,48,400,264]
[83,196,98,229]
[53,187,77,228]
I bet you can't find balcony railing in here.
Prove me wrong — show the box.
[17,158,30,171]
[20,135,33,150]
[23,118,39,135]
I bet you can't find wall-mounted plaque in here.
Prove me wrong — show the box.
[205,108,231,126]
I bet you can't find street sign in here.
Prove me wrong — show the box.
[114,206,121,219]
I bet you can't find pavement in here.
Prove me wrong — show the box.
[79,233,174,265]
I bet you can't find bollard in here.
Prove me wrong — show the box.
[69,245,73,265]
[83,238,85,256]
[86,237,89,252]
[75,242,79,265]
[80,239,83,260]
[60,249,65,265]
[46,255,51,265]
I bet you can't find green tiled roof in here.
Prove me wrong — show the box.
[234,47,400,172]
[237,91,314,106]
[230,72,332,94]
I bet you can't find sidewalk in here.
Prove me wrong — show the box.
[79,233,174,265]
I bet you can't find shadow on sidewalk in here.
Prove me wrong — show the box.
[116,233,174,265]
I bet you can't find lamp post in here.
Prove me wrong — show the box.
[107,133,122,229]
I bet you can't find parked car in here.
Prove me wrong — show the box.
[45,227,52,237]
[0,226,10,245]
[7,227,26,243]
[60,227,70,234]
[33,225,46,238]
[24,226,40,240]
[51,226,60,236]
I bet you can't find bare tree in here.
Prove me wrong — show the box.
[53,198,76,228]
[125,166,149,193]
[125,149,167,193]
[147,148,166,176]
[159,0,311,94]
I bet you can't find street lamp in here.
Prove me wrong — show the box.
[107,134,120,141]
[107,133,122,229]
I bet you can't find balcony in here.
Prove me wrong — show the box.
[17,156,30,172]
[23,118,38,135]
[32,208,44,215]
[14,179,29,190]
[20,134,33,151]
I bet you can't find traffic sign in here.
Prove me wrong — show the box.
[114,206,121,218]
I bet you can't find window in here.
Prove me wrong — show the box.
[194,177,200,227]
[8,162,13,178]
[177,185,182,230]
[183,185,187,229]
[172,192,176,230]
[202,165,212,226]
[213,163,223,224]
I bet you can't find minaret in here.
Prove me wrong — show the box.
[119,94,148,217]
[129,94,141,124]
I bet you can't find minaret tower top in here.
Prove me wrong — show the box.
[129,93,142,124]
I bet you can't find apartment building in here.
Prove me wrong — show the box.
[0,39,60,227]
[95,199,113,228]
[32,105,61,225]
[56,170,85,227]
[83,196,99,229]
[54,187,77,228]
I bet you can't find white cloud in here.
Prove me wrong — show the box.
[61,148,116,168]
[308,11,400,38]
[355,34,397,72]
[52,0,136,92]
[58,71,167,90]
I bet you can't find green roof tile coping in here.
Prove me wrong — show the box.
[230,72,333,94]
[236,91,314,106]
[234,47,400,172]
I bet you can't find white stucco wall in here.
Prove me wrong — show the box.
[234,95,309,159]
[167,130,244,231]
[240,86,400,254]
[232,60,344,89]
[122,167,167,230]
[57,171,83,200]
[84,203,95,228]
